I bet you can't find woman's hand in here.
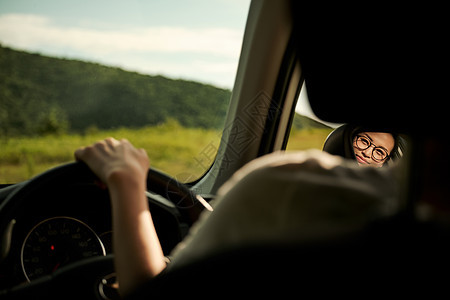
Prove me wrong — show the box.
[74,138,149,187]
[74,138,166,296]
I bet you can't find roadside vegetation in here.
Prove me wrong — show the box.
[0,124,331,183]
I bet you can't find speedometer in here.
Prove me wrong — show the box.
[21,217,105,281]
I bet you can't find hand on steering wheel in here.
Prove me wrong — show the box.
[0,159,206,299]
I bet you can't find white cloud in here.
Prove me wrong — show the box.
[0,14,242,57]
[0,13,244,87]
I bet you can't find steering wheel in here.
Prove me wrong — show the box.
[0,162,205,299]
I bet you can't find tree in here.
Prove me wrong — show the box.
[37,105,69,135]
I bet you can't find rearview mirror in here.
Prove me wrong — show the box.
[323,124,407,168]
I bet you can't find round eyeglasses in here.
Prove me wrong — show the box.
[354,135,390,162]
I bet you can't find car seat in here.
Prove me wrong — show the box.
[128,217,450,298]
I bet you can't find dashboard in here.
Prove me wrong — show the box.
[0,181,183,290]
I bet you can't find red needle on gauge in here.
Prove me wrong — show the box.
[50,244,60,272]
[52,262,61,272]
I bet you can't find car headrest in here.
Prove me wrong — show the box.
[291,2,444,134]
[322,124,356,160]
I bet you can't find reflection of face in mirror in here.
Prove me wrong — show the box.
[352,132,395,167]
[322,124,405,167]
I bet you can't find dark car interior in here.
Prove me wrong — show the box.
[1,0,448,299]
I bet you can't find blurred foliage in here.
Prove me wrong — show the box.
[0,45,231,139]
[286,127,333,151]
[0,125,221,183]
[0,126,331,184]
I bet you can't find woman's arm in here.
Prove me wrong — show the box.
[75,138,166,296]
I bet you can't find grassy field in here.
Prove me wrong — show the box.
[0,126,332,184]
[286,127,332,152]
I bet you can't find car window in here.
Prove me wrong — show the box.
[286,82,335,151]
[0,0,251,184]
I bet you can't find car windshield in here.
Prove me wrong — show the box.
[0,0,250,184]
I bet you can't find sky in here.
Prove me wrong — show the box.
[0,0,330,124]
[0,0,250,89]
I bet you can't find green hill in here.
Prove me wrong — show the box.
[0,45,327,137]
[0,45,231,136]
